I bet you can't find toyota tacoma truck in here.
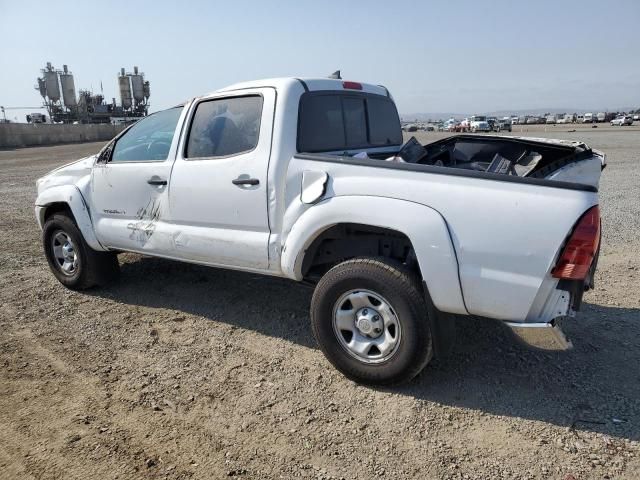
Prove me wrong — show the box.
[35,77,605,385]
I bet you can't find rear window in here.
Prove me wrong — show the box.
[297,92,402,152]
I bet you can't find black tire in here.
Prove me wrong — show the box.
[43,213,119,290]
[311,258,433,386]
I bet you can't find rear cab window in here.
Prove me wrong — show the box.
[185,95,263,159]
[297,92,402,153]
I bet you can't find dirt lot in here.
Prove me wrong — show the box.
[1,125,639,479]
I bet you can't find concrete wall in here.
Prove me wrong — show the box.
[0,123,126,149]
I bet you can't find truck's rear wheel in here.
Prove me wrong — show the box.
[43,213,119,290]
[311,258,433,385]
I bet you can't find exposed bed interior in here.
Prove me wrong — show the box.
[361,135,584,178]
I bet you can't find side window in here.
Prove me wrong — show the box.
[297,92,402,152]
[342,97,367,148]
[186,96,263,158]
[298,95,345,152]
[111,107,183,162]
[367,97,402,146]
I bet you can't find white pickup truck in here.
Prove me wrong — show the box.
[35,77,605,385]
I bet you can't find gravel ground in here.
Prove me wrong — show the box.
[1,126,639,479]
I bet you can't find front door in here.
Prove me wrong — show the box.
[167,89,275,271]
[90,106,185,252]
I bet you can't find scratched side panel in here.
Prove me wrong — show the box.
[90,161,174,253]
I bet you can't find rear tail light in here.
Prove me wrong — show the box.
[552,206,600,280]
[342,81,362,90]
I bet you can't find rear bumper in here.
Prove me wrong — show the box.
[505,319,573,351]
[506,228,600,352]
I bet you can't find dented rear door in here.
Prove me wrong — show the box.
[166,88,275,271]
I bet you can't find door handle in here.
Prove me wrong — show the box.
[232,178,259,186]
[147,178,167,186]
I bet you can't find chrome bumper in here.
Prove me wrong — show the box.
[505,319,573,351]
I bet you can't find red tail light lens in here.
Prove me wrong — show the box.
[552,206,600,280]
[342,81,362,90]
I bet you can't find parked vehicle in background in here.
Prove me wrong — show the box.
[596,112,606,123]
[444,118,459,132]
[26,113,48,123]
[577,114,585,123]
[469,115,491,132]
[610,115,633,126]
[34,76,606,385]
[633,114,640,121]
[491,117,512,132]
[583,113,594,123]
[525,116,537,125]
[545,115,557,124]
[511,116,519,125]
[487,117,497,131]
[455,122,468,132]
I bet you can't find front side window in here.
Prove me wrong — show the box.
[186,95,263,158]
[111,107,183,162]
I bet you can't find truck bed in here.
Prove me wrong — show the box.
[289,145,600,323]
[314,134,605,191]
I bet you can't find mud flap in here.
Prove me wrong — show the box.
[422,281,457,358]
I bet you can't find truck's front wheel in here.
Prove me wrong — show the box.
[311,258,433,385]
[43,213,119,290]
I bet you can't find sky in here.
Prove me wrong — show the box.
[1,0,638,122]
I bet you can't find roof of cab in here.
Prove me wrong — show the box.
[211,77,390,97]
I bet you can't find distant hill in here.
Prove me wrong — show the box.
[400,113,469,122]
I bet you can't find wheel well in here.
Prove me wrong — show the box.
[301,224,419,282]
[43,202,73,222]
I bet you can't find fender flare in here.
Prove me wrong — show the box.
[35,185,106,251]
[281,196,467,315]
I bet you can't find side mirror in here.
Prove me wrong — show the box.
[96,140,115,164]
